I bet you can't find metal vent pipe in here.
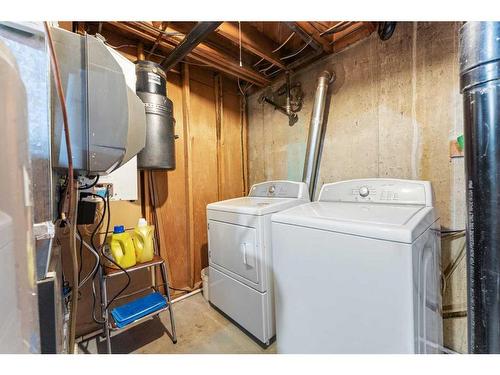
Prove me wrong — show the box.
[459,21,500,354]
[302,71,334,198]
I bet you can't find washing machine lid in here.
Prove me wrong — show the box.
[207,196,309,216]
[272,201,437,243]
[207,180,310,216]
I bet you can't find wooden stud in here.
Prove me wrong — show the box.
[240,94,249,195]
[181,63,196,289]
[214,74,224,201]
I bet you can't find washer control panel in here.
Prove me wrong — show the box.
[318,179,433,206]
[249,180,309,200]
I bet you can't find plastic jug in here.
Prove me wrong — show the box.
[133,218,155,263]
[106,225,137,269]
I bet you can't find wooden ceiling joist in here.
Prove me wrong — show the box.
[294,22,333,54]
[107,21,270,87]
[89,21,379,87]
[332,22,377,52]
[215,22,287,70]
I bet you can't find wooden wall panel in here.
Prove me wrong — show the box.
[147,73,191,289]
[118,66,247,293]
[189,68,219,283]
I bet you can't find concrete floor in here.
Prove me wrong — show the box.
[78,293,276,354]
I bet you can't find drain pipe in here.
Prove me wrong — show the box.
[302,71,334,199]
[460,22,500,354]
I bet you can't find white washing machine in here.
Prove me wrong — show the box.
[207,180,309,345]
[271,178,442,353]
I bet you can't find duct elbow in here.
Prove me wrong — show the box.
[319,71,335,85]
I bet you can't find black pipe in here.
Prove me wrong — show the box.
[160,22,222,71]
[136,60,176,170]
[459,21,500,354]
[378,22,397,41]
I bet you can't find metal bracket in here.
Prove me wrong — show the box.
[258,73,303,126]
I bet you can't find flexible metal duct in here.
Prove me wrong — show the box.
[459,21,500,354]
[136,60,176,170]
[302,71,334,198]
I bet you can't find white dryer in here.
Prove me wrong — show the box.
[207,180,309,345]
[271,179,442,353]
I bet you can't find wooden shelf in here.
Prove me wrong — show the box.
[104,255,164,278]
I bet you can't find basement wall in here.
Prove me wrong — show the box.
[247,22,466,353]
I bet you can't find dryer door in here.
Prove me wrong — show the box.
[208,220,260,287]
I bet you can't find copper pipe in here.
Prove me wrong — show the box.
[44,22,78,354]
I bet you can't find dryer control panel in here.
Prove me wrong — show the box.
[318,179,434,206]
[249,180,309,200]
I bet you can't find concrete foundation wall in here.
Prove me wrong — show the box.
[247,22,467,352]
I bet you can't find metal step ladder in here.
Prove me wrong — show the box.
[98,254,177,354]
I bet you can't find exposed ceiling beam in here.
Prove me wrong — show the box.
[160,21,222,71]
[107,21,270,87]
[319,21,356,36]
[332,22,377,52]
[294,22,332,53]
[147,21,168,58]
[215,22,286,69]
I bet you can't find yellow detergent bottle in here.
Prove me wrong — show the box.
[133,218,155,263]
[106,225,137,269]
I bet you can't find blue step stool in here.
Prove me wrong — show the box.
[111,292,168,329]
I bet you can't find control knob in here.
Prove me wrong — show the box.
[359,186,369,197]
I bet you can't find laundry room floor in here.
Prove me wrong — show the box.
[78,293,276,354]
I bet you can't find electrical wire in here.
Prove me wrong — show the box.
[441,229,466,235]
[280,38,312,61]
[237,78,253,97]
[76,232,100,290]
[105,43,137,50]
[272,32,295,53]
[443,239,467,294]
[259,62,275,73]
[91,278,105,325]
[76,193,107,290]
[80,191,108,325]
[264,66,283,77]
[252,57,264,67]
[251,32,294,70]
[100,187,131,310]
[237,78,245,96]
[78,175,100,190]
